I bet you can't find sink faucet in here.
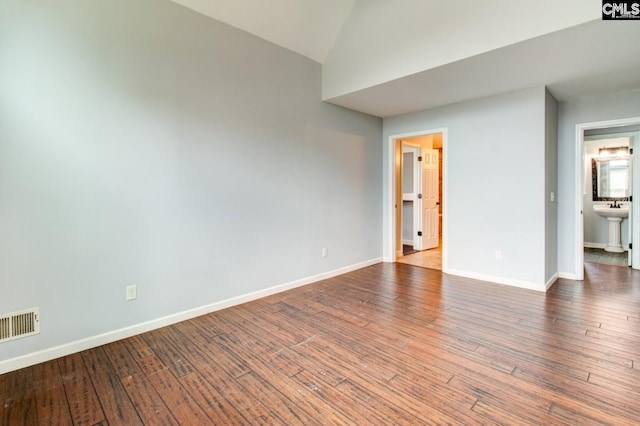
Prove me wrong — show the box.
[609,200,621,208]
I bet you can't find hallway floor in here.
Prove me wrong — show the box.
[396,243,442,270]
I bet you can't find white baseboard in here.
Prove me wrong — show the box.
[584,242,628,253]
[559,272,582,280]
[584,242,607,249]
[443,268,548,292]
[402,239,413,246]
[0,257,382,375]
[545,273,559,290]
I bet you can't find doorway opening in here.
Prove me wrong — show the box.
[575,117,640,280]
[391,131,446,271]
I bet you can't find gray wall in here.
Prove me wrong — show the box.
[557,88,640,275]
[545,90,558,283]
[0,1,382,361]
[384,87,550,288]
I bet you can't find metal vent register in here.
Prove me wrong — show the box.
[0,308,40,343]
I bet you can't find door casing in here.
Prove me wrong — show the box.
[574,117,640,280]
[385,128,448,271]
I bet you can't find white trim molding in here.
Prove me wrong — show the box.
[575,116,640,280]
[384,128,448,268]
[583,242,607,249]
[545,273,559,290]
[0,257,382,374]
[559,272,582,280]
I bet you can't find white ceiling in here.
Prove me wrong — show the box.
[170,0,357,63]
[170,1,640,118]
[326,20,640,117]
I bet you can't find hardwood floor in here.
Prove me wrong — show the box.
[2,261,640,425]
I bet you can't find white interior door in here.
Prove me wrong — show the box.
[411,150,421,250]
[420,148,439,250]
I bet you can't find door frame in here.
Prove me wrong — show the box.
[384,128,448,271]
[574,116,640,280]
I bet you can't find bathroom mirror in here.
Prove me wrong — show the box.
[592,157,630,201]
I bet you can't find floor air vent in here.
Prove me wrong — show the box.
[0,308,40,343]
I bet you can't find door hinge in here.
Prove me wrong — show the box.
[630,196,633,202]
[630,148,634,155]
[630,243,633,250]
[418,156,422,162]
[417,194,422,199]
[417,231,422,236]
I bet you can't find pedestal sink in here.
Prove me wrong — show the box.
[593,204,629,252]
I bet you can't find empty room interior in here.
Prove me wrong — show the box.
[2,0,640,424]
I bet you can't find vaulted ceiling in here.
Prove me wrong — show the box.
[170,0,356,63]
[170,1,640,118]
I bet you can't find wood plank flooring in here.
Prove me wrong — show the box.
[2,261,640,425]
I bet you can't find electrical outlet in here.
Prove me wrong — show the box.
[495,250,502,260]
[126,285,137,301]
[322,248,328,258]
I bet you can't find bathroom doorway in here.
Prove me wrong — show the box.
[392,131,445,271]
[575,118,640,279]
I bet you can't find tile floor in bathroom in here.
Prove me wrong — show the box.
[584,247,629,266]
